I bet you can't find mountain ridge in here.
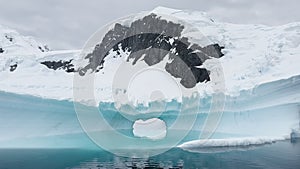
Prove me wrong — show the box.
[0,7,299,103]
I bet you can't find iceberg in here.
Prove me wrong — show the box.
[0,74,298,148]
[0,7,299,151]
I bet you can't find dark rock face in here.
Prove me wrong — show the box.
[9,64,17,72]
[40,60,75,73]
[0,48,4,53]
[80,13,224,88]
[80,14,184,74]
[201,44,224,58]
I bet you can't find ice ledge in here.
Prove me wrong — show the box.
[178,136,288,149]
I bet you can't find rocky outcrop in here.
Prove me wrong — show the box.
[79,13,224,88]
[9,64,17,72]
[40,60,75,73]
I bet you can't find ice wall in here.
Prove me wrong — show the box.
[0,74,299,148]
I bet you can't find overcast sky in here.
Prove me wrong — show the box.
[0,0,299,49]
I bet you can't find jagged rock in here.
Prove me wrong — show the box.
[79,13,224,88]
[40,60,75,73]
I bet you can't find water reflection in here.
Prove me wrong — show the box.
[69,141,300,169]
[71,157,184,169]
[0,141,299,169]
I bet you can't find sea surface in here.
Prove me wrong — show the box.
[0,140,299,169]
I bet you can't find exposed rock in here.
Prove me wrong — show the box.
[5,35,13,42]
[38,45,50,52]
[9,64,17,72]
[201,44,224,58]
[40,60,75,73]
[80,13,184,75]
[79,13,224,88]
[38,46,45,52]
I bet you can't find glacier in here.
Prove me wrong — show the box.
[0,74,299,148]
[0,6,300,150]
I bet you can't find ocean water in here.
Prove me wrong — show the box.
[0,140,299,169]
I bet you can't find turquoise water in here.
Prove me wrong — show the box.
[0,140,299,169]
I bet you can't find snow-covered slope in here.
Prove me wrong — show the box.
[0,25,80,100]
[0,24,49,55]
[0,7,299,102]
[151,7,300,96]
[0,7,299,149]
